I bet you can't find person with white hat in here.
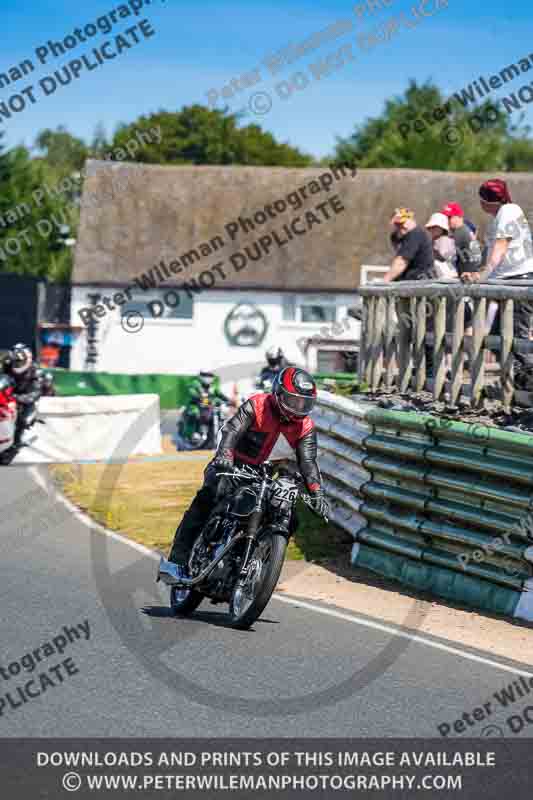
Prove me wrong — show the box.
[425,212,457,279]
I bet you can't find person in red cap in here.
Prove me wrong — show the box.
[462,179,533,392]
[441,202,482,277]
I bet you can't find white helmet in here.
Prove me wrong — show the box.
[266,346,284,368]
[10,344,33,375]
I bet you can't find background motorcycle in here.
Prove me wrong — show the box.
[0,378,42,465]
[158,462,328,629]
[0,377,18,464]
[176,395,228,451]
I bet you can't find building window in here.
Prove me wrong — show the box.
[282,295,296,321]
[282,294,338,323]
[301,304,336,323]
[120,290,194,320]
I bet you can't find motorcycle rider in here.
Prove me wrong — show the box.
[163,367,329,582]
[40,371,56,397]
[255,346,288,390]
[1,344,43,447]
[181,371,229,443]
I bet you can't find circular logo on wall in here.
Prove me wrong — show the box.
[224,303,268,347]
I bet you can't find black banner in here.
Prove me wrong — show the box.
[0,738,530,799]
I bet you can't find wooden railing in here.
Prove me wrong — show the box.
[358,280,533,410]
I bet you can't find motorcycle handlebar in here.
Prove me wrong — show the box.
[215,466,328,519]
[215,465,302,484]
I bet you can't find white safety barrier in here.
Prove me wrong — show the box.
[14,394,162,463]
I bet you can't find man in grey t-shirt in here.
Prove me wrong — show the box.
[441,202,482,276]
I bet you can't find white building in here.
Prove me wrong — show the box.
[70,283,361,395]
[71,161,366,393]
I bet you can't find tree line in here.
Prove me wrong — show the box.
[1,80,532,282]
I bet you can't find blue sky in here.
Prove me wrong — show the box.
[2,0,532,158]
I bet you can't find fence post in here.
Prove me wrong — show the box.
[398,297,414,393]
[471,297,487,407]
[414,297,427,392]
[358,297,368,385]
[433,296,446,400]
[384,296,395,392]
[501,298,514,412]
[450,297,465,405]
[371,296,386,391]
[365,297,376,387]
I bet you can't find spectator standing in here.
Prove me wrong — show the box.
[384,208,435,381]
[441,202,482,277]
[384,208,435,282]
[461,179,533,392]
[425,212,457,279]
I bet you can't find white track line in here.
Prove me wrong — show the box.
[29,466,159,561]
[30,466,533,679]
[274,595,533,679]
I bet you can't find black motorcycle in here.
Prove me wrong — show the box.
[158,463,328,629]
[176,394,227,451]
[0,377,42,465]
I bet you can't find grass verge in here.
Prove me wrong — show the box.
[50,456,351,561]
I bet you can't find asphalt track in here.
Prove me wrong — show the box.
[1,465,533,739]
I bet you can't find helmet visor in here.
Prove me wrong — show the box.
[12,358,30,374]
[280,392,315,416]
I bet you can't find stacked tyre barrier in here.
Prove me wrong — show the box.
[313,391,533,622]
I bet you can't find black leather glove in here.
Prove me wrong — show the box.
[307,490,330,520]
[206,452,235,497]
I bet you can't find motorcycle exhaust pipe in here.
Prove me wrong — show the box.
[157,532,247,587]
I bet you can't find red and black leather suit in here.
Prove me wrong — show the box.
[169,392,322,566]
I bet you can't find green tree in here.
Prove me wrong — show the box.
[0,131,15,223]
[0,146,77,282]
[34,126,87,176]
[331,79,520,171]
[109,105,311,166]
[89,122,109,158]
[503,129,533,172]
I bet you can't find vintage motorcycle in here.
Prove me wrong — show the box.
[158,462,328,629]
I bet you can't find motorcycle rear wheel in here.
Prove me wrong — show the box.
[229,533,287,629]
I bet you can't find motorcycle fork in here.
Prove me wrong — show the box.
[238,478,268,579]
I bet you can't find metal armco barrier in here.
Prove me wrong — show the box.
[313,391,533,622]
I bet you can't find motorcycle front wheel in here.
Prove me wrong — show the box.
[229,532,287,629]
[170,586,204,616]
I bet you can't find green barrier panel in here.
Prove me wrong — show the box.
[354,542,520,617]
[48,369,208,410]
[364,480,517,535]
[362,501,521,560]
[366,407,533,456]
[314,372,359,383]
[366,455,533,510]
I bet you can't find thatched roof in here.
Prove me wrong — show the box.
[73,161,533,290]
